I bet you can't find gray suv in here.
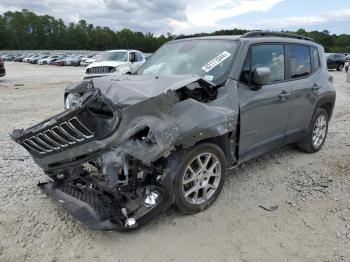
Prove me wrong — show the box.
[12,31,336,231]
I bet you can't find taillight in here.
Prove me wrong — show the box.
[0,59,3,66]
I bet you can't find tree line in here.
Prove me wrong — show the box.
[1,9,350,53]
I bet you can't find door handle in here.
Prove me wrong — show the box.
[311,84,321,92]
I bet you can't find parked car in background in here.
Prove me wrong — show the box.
[27,55,42,63]
[38,55,59,65]
[327,53,346,71]
[0,57,5,77]
[14,54,29,62]
[29,54,49,64]
[22,54,35,63]
[12,54,22,61]
[69,55,85,66]
[2,54,16,61]
[62,55,78,66]
[81,54,99,67]
[84,50,145,79]
[49,55,67,65]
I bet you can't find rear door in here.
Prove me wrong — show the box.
[284,44,321,143]
[238,43,293,162]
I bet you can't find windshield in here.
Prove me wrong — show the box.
[137,39,238,83]
[97,51,127,62]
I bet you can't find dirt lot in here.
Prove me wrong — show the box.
[0,62,349,262]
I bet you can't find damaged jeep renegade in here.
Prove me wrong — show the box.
[12,32,336,231]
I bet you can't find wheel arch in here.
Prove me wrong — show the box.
[315,95,336,120]
[193,132,237,167]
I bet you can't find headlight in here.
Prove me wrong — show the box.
[65,93,80,109]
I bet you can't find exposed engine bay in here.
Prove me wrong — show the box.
[11,74,238,231]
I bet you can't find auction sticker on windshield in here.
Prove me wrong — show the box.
[202,51,231,72]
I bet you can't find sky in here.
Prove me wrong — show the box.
[0,0,350,35]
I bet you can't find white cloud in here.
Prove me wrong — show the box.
[3,0,348,35]
[251,8,350,29]
[168,0,284,34]
[0,0,285,34]
[186,0,284,26]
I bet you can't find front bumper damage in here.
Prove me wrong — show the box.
[11,74,239,231]
[38,181,170,231]
[11,87,180,231]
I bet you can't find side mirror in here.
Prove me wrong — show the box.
[252,67,271,87]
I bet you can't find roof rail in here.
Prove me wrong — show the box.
[241,31,315,42]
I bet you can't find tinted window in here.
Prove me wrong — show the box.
[252,44,285,83]
[288,45,311,79]
[135,52,144,62]
[97,51,127,62]
[311,47,320,72]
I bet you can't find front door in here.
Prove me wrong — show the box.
[129,52,144,73]
[238,43,292,162]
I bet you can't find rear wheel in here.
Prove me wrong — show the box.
[297,108,329,153]
[173,143,227,215]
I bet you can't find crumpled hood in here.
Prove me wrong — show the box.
[67,74,213,107]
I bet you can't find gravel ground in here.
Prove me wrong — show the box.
[0,62,349,262]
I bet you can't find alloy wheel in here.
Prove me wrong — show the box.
[182,153,221,205]
[312,114,327,148]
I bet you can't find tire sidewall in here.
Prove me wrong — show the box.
[309,109,329,152]
[174,143,227,214]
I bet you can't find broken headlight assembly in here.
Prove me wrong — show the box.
[65,93,81,110]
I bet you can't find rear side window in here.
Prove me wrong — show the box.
[251,44,285,83]
[288,45,311,78]
[311,47,320,72]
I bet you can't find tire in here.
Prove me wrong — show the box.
[173,142,227,215]
[337,64,344,71]
[297,108,329,153]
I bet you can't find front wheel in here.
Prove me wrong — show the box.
[297,108,329,153]
[173,143,227,215]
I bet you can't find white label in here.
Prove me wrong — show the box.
[202,51,231,72]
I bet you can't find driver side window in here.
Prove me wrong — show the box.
[135,52,144,62]
[252,44,285,83]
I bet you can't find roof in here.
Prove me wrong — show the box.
[173,31,319,46]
